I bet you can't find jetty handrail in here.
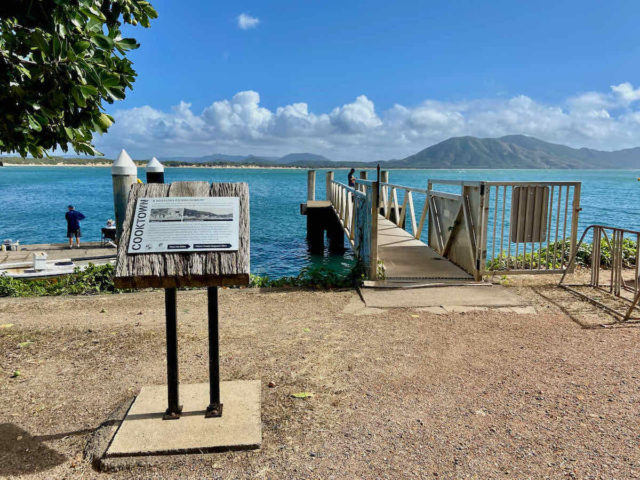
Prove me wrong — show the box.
[330,178,378,279]
[379,182,430,241]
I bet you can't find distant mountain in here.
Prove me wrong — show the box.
[7,135,636,169]
[162,153,279,164]
[161,152,331,166]
[387,135,640,169]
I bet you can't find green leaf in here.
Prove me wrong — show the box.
[30,30,49,53]
[90,34,114,50]
[71,88,87,107]
[27,115,42,132]
[16,64,31,79]
[105,87,126,101]
[79,85,98,97]
[291,392,314,399]
[101,74,121,88]
[116,38,139,51]
[74,40,91,54]
[94,113,113,133]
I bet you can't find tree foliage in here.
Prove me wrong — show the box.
[0,0,157,157]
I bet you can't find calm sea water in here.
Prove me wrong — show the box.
[1,167,639,277]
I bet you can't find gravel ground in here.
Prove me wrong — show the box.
[1,282,639,479]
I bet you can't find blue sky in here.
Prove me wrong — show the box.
[98,0,640,160]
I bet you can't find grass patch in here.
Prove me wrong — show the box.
[0,263,365,298]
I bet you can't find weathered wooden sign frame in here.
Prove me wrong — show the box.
[115,181,249,420]
[115,181,249,288]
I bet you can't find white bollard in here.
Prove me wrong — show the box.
[112,149,137,240]
[146,157,165,184]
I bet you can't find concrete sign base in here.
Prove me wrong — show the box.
[106,381,261,457]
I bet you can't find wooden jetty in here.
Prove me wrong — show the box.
[302,170,582,285]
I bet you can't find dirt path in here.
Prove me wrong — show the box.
[1,286,639,479]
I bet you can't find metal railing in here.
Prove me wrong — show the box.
[482,181,581,274]
[560,225,640,322]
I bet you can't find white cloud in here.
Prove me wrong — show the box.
[611,82,640,105]
[97,83,640,161]
[237,13,259,30]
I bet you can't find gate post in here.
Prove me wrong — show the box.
[568,184,582,273]
[369,180,379,280]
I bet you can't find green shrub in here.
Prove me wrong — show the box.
[249,263,365,289]
[487,238,638,271]
[0,263,119,297]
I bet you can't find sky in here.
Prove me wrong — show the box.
[95,0,640,161]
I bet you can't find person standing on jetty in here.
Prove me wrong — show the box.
[348,168,356,188]
[65,205,85,249]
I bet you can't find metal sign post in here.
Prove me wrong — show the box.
[163,287,182,419]
[206,287,222,417]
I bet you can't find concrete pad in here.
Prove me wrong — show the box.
[442,306,489,313]
[106,381,261,457]
[359,285,526,309]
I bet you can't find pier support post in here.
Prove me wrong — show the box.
[327,212,345,253]
[359,171,368,192]
[111,149,137,241]
[307,170,316,201]
[326,171,334,201]
[146,157,165,184]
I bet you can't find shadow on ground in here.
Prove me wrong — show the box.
[0,423,66,476]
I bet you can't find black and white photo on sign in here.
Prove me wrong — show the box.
[150,208,183,222]
[183,208,233,222]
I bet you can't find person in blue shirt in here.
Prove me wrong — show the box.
[65,205,86,248]
[348,168,356,188]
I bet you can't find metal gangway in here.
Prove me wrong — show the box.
[322,170,581,284]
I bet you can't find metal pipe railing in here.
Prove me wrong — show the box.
[559,224,640,322]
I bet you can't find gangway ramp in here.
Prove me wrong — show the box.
[375,216,472,284]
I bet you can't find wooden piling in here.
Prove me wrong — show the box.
[307,170,316,201]
[326,171,334,201]
[111,149,137,241]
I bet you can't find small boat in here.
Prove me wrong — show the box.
[0,256,115,279]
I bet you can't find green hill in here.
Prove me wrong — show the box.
[387,135,640,169]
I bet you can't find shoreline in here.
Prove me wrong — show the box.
[2,163,640,171]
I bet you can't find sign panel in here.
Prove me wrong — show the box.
[128,197,240,254]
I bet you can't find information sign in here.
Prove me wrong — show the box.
[127,196,240,253]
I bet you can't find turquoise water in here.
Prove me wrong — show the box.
[1,167,639,276]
